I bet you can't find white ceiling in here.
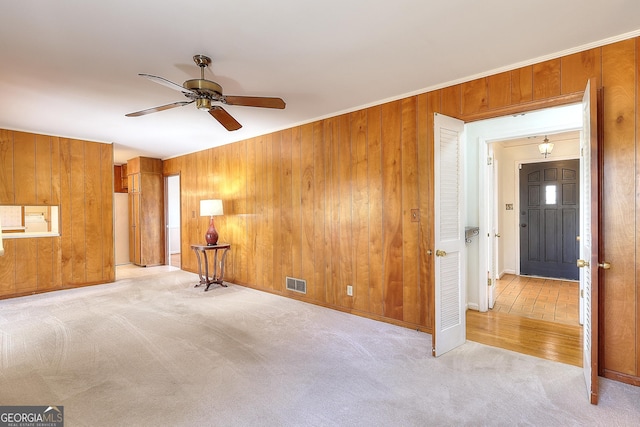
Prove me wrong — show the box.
[2,1,640,164]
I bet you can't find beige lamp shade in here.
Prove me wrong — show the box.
[200,199,223,217]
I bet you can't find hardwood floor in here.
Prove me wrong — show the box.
[169,253,181,268]
[466,309,583,367]
[466,275,582,367]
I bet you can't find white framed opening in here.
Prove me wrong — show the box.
[465,103,582,312]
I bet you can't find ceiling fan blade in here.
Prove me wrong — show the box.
[125,100,193,117]
[139,73,194,93]
[209,106,242,131]
[224,96,286,109]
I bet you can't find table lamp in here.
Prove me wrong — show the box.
[200,199,223,245]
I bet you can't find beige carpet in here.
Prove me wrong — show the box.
[1,268,639,426]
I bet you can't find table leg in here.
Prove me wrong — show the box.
[192,247,206,287]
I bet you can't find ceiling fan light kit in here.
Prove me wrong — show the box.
[126,54,285,131]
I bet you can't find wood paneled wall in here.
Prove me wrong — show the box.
[0,130,114,297]
[164,99,436,330]
[167,38,639,385]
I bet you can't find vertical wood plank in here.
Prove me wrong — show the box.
[511,66,533,104]
[0,129,14,204]
[300,124,315,298]
[231,142,248,283]
[84,142,103,282]
[50,137,60,206]
[0,240,16,295]
[101,143,114,281]
[70,139,86,284]
[601,39,636,375]
[246,137,257,286]
[401,97,420,324]
[59,139,73,285]
[312,122,327,303]
[52,236,62,291]
[35,134,52,204]
[462,78,489,115]
[37,239,55,290]
[326,117,340,306]
[15,239,38,293]
[367,106,384,316]
[337,114,353,308]
[488,71,511,109]
[533,58,561,100]
[441,84,461,117]
[254,135,267,288]
[263,134,276,291]
[561,48,602,94]
[351,109,370,312]
[271,132,283,293]
[14,131,36,205]
[381,100,404,320]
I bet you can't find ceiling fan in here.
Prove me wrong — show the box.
[126,54,286,131]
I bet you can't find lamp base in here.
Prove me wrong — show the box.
[205,216,219,245]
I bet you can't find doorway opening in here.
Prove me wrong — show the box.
[166,174,181,268]
[465,103,584,364]
[493,136,581,328]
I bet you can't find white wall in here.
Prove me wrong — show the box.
[166,175,180,254]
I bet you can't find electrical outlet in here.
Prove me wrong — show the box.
[346,285,353,296]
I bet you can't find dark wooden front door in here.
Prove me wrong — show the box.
[519,159,579,280]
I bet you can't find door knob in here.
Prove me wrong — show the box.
[521,224,527,228]
[436,249,447,257]
[576,259,590,268]
[598,261,611,270]
[427,250,433,256]
[495,233,501,238]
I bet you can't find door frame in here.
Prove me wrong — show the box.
[471,103,583,312]
[164,173,181,267]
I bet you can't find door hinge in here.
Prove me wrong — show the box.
[581,289,584,298]
[487,278,492,286]
[487,157,493,166]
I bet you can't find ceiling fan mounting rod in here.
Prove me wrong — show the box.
[193,54,211,79]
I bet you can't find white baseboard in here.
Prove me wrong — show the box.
[500,269,515,278]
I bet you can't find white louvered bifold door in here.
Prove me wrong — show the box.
[579,79,599,404]
[433,113,466,357]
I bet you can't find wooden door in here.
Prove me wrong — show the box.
[139,172,164,266]
[519,159,580,280]
[129,191,141,265]
[433,113,466,357]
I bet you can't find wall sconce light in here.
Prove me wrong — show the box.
[200,199,223,245]
[538,136,554,158]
